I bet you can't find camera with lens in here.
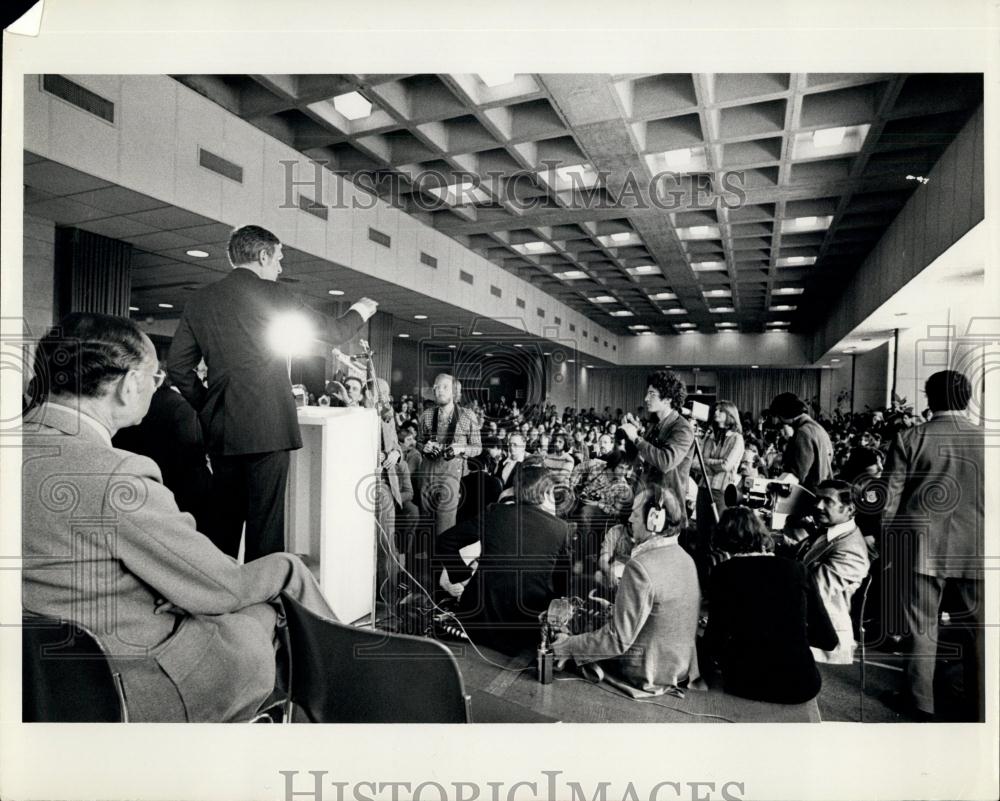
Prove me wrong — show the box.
[724,477,815,531]
[426,442,458,461]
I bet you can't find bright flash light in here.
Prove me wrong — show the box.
[268,312,314,357]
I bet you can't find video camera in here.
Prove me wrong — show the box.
[724,477,816,531]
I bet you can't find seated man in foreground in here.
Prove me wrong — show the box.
[447,465,573,654]
[553,490,704,698]
[790,480,871,664]
[21,313,336,723]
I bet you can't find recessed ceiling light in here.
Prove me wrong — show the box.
[524,241,547,252]
[650,291,677,301]
[831,358,841,363]
[398,333,409,338]
[589,295,617,304]
[637,331,655,336]
[751,365,759,369]
[479,72,517,87]
[328,289,345,296]
[423,179,490,207]
[609,310,635,317]
[664,147,692,167]
[555,270,588,280]
[472,331,483,336]
[157,303,173,309]
[767,321,791,327]
[710,306,735,313]
[626,264,658,276]
[676,225,721,240]
[773,287,805,296]
[812,126,847,147]
[448,344,457,349]
[414,314,428,320]
[628,324,651,331]
[538,162,602,192]
[769,305,797,312]
[662,308,687,315]
[776,256,817,267]
[703,289,733,298]
[485,352,494,357]
[715,322,737,328]
[781,216,833,233]
[675,323,696,329]
[186,249,209,258]
[128,305,139,312]
[513,344,523,348]
[610,232,632,243]
[333,91,372,120]
[692,261,726,272]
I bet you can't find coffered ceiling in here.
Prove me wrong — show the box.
[171,72,983,337]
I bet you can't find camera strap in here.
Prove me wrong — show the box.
[432,404,461,445]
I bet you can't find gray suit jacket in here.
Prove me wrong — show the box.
[881,413,984,579]
[21,403,335,722]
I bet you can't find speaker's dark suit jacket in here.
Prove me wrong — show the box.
[167,268,365,456]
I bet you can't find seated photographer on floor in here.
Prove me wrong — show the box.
[440,465,573,654]
[704,507,838,705]
[552,489,704,698]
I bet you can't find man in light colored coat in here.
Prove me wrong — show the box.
[22,313,335,722]
[795,480,871,665]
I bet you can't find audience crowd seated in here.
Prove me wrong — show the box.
[28,296,979,722]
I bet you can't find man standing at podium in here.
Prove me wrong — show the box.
[168,224,378,561]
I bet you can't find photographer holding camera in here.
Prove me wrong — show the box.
[418,373,482,536]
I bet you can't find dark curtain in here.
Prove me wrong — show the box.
[715,368,820,417]
[55,227,132,318]
[367,311,394,388]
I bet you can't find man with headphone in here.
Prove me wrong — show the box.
[553,489,703,697]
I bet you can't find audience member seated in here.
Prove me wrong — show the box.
[498,432,527,489]
[595,504,638,591]
[444,466,573,654]
[552,490,704,698]
[703,508,838,704]
[788,480,871,664]
[542,433,576,482]
[112,366,213,534]
[21,313,336,722]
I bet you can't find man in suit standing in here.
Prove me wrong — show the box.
[22,313,336,722]
[794,480,871,664]
[882,370,984,720]
[167,225,377,561]
[619,369,695,527]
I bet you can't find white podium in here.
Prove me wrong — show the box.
[285,406,379,623]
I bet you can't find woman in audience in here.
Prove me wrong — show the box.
[553,489,703,697]
[694,400,745,548]
[704,507,838,705]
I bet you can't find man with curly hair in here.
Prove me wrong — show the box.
[619,369,695,527]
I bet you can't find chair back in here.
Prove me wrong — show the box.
[281,593,470,723]
[22,613,128,722]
